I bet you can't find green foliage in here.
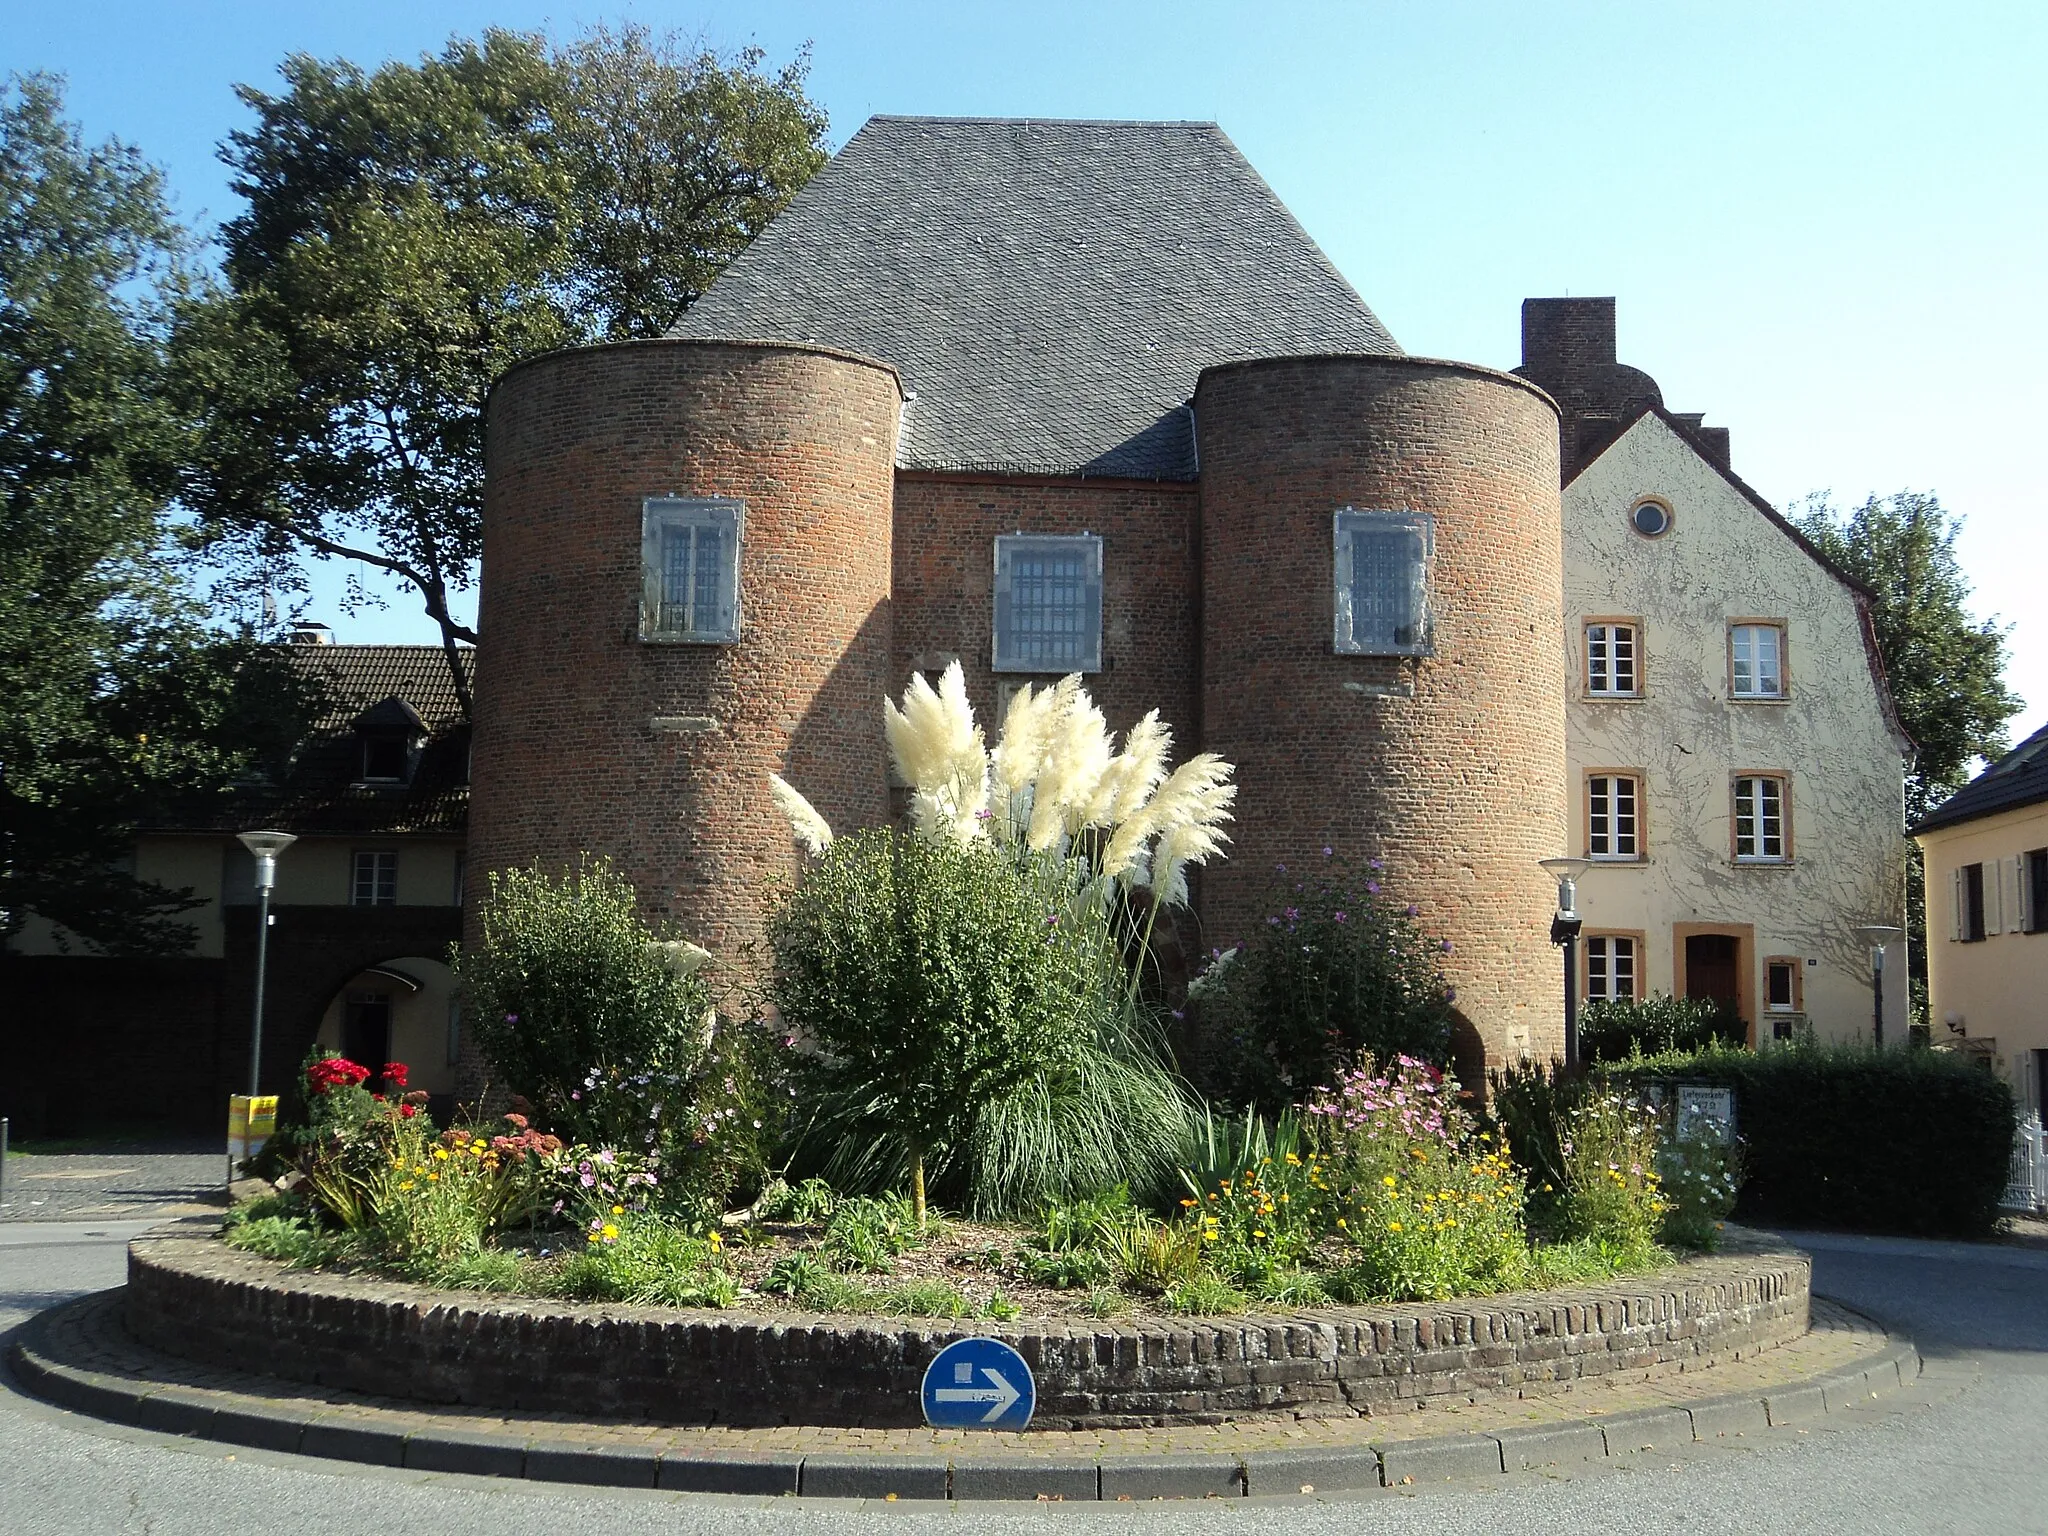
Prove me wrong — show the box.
[554,1217,736,1307]
[453,858,715,1151]
[821,1194,924,1273]
[1101,1214,1207,1296]
[1577,993,1746,1064]
[1485,1060,1580,1238]
[222,1210,339,1267]
[1161,1273,1249,1316]
[1193,852,1455,1113]
[1605,1044,2015,1238]
[1657,1117,1742,1251]
[773,825,1185,1215]
[0,74,322,952]
[1551,1092,1665,1249]
[179,27,827,707]
[1037,1186,1136,1253]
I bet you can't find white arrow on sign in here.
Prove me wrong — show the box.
[933,1366,1022,1423]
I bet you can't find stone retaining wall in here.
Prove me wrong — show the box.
[127,1230,1810,1430]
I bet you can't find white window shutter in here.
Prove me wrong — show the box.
[1987,861,2005,936]
[2008,856,2027,934]
[1951,867,1964,941]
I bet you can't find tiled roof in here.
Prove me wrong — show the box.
[154,645,472,836]
[670,116,1401,480]
[1911,720,2048,836]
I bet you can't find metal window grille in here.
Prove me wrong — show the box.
[1732,624,1783,697]
[1587,624,1637,695]
[352,851,397,907]
[1735,777,1786,860]
[1589,775,1639,858]
[1334,510,1432,656]
[993,534,1103,672]
[641,498,742,642]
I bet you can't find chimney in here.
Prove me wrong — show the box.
[289,621,334,646]
[1520,297,1617,380]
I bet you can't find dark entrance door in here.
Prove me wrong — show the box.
[1685,934,1741,1011]
[343,993,392,1074]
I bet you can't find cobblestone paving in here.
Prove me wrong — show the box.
[35,1281,1891,1462]
[0,1151,226,1222]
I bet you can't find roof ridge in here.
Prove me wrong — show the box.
[862,114,1224,129]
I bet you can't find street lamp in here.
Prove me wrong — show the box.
[1852,922,1903,1049]
[1539,857,1591,1071]
[236,830,297,1095]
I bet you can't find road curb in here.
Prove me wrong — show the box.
[8,1293,1922,1502]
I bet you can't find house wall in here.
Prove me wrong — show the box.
[1917,801,2048,1105]
[1563,413,1910,1044]
[314,955,462,1098]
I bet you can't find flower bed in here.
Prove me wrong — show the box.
[131,1225,1812,1430]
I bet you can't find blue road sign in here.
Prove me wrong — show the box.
[920,1337,1035,1430]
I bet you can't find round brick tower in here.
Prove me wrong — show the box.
[1193,355,1566,1070]
[469,339,902,976]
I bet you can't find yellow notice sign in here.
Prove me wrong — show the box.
[228,1095,279,1164]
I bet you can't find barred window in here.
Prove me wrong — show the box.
[1334,509,1432,656]
[1586,935,1638,1001]
[351,850,397,907]
[1734,776,1788,861]
[640,498,742,642]
[1731,623,1785,699]
[993,534,1103,673]
[1588,774,1641,860]
[1586,623,1639,696]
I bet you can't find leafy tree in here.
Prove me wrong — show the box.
[1796,491,2022,1016]
[1,74,320,954]
[181,26,828,715]
[1796,491,2020,818]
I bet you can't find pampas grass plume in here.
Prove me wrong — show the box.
[768,773,835,856]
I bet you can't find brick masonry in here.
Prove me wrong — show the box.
[1193,355,1568,1071]
[469,340,903,1000]
[126,1230,1810,1432]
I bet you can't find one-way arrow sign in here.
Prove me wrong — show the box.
[921,1337,1035,1430]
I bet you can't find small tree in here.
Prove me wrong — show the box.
[454,858,713,1148]
[1194,851,1455,1114]
[770,827,1109,1223]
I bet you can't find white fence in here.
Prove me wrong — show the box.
[2004,1112,2048,1216]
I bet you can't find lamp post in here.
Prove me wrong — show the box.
[1539,857,1591,1072]
[236,830,297,1095]
[1852,923,1903,1049]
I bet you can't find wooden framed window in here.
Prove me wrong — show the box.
[1730,622,1787,700]
[351,850,398,907]
[1951,861,1989,942]
[994,533,1103,672]
[1585,621,1640,698]
[1763,956,1804,1013]
[640,497,743,643]
[1587,772,1643,860]
[1733,775,1789,862]
[1585,933,1641,1001]
[1333,509,1433,656]
[2027,848,2048,935]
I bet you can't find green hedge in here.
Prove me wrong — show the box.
[1603,1045,2015,1239]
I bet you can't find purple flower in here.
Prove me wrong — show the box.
[1171,1009,1185,1020]
[504,1013,519,1024]
[1440,939,1453,953]
[1366,881,1381,895]
[1268,916,1281,926]
[570,1090,581,1100]
[579,1171,596,1188]
[1369,858,1384,871]
[1322,846,1333,857]
[1276,863,1287,873]
[1334,911,1348,923]
[1405,904,1420,917]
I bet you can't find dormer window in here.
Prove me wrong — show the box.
[353,695,427,786]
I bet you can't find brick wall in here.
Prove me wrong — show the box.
[128,1230,1812,1430]
[469,340,903,1001]
[1193,355,1568,1069]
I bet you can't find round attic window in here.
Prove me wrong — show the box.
[1631,499,1673,538]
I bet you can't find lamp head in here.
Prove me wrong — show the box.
[1852,923,1902,951]
[1537,856,1591,918]
[237,829,297,889]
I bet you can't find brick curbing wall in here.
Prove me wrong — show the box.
[128,1231,1809,1430]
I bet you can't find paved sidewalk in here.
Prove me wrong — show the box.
[12,1276,1914,1500]
[1,1149,227,1223]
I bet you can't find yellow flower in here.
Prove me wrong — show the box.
[586,1233,600,1244]
[398,1180,415,1191]
[1337,1217,1348,1228]
[1180,1198,1197,1208]
[601,1223,619,1240]
[426,1173,439,1182]
[611,1204,624,1215]
[432,1147,449,1161]
[1382,1175,1397,1187]
[1409,1148,1427,1160]
[1284,1153,1300,1166]
[1253,1230,1266,1239]
[1387,1221,1403,1232]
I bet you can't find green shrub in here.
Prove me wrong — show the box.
[822,1193,924,1272]
[1485,1060,1581,1238]
[1552,1091,1664,1250]
[1192,852,1455,1113]
[1102,1213,1206,1296]
[454,858,714,1150]
[1657,1117,1742,1250]
[772,825,1185,1219]
[552,1217,736,1306]
[1604,1044,2015,1238]
[1578,993,1746,1063]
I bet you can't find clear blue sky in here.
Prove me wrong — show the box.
[12,1,2045,739]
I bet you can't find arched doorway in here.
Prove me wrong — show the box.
[311,956,460,1101]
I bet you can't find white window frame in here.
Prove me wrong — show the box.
[1731,623,1786,699]
[1586,622,1639,697]
[1765,959,1799,1012]
[1586,934,1638,1001]
[1333,509,1433,657]
[992,533,1103,673]
[1588,773,1642,861]
[351,850,398,907]
[1733,776,1788,862]
[640,497,743,643]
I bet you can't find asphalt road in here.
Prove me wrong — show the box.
[0,1215,2043,1534]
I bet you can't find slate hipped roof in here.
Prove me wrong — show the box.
[1912,720,2048,836]
[671,116,1402,480]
